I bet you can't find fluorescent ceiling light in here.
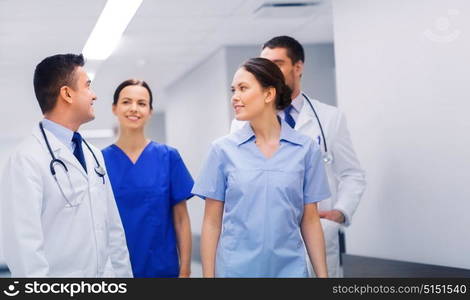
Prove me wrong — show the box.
[254,1,320,18]
[83,0,143,60]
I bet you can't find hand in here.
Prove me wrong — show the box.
[318,209,345,224]
[179,272,191,278]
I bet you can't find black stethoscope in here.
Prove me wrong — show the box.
[39,122,106,206]
[301,93,332,164]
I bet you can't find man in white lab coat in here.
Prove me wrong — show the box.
[231,36,366,277]
[0,54,132,277]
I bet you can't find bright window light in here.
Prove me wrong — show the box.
[83,0,143,60]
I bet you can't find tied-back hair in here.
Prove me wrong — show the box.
[113,79,154,110]
[241,57,292,110]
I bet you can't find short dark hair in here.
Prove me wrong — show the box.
[33,54,85,114]
[113,79,154,110]
[262,35,305,64]
[241,57,292,110]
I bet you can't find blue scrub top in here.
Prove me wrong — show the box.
[102,141,194,278]
[192,120,331,278]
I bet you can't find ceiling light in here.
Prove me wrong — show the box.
[82,0,143,60]
[254,1,321,18]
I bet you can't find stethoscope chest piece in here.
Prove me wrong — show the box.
[94,165,106,177]
[94,165,106,184]
[323,153,333,165]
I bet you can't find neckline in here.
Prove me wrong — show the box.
[111,141,153,166]
[253,140,282,161]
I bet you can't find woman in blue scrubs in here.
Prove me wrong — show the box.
[102,79,193,278]
[192,58,329,278]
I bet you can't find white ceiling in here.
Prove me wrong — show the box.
[104,0,333,90]
[0,0,106,83]
[0,0,333,135]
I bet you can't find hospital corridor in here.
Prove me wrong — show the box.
[0,0,469,280]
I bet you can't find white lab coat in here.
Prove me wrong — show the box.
[230,95,366,277]
[0,124,133,277]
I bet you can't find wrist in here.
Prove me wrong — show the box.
[179,267,191,277]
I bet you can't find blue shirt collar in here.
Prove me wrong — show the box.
[41,119,75,152]
[234,117,304,146]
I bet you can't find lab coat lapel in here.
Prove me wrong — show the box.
[295,97,315,131]
[83,142,100,183]
[295,96,323,144]
[32,126,89,180]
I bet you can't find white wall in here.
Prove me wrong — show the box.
[333,0,470,269]
[0,138,23,264]
[164,48,231,236]
[163,48,231,276]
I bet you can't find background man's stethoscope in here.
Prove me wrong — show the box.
[302,93,333,164]
[39,122,106,206]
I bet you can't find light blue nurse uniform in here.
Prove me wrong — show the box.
[192,119,330,277]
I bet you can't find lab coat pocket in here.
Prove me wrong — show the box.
[90,180,109,227]
[319,218,341,276]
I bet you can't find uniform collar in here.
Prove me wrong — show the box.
[234,117,304,146]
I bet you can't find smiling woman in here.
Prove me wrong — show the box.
[192,58,331,278]
[102,79,194,278]
[111,80,154,138]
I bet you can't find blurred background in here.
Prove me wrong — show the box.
[0,0,469,277]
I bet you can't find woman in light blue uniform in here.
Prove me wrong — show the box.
[102,79,193,278]
[192,58,330,277]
